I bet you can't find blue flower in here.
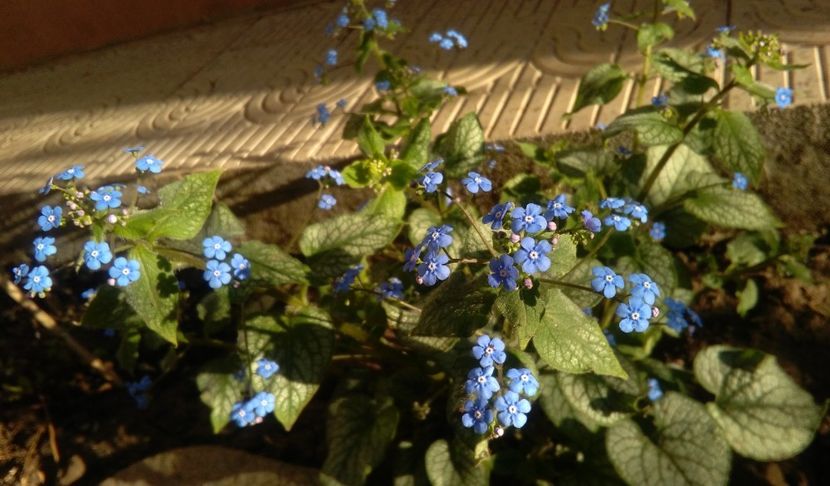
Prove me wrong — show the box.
[495,391,531,428]
[336,12,349,28]
[108,257,141,287]
[461,398,493,434]
[325,48,338,66]
[256,358,280,379]
[472,335,506,367]
[315,104,331,125]
[33,237,57,262]
[506,368,539,396]
[57,164,85,181]
[230,253,250,280]
[444,86,458,96]
[38,176,54,195]
[622,200,649,223]
[603,213,632,231]
[375,80,391,91]
[428,32,443,43]
[483,202,512,230]
[545,194,575,220]
[514,237,552,274]
[363,17,376,31]
[629,273,660,305]
[90,186,122,211]
[83,240,112,270]
[136,154,164,174]
[204,259,232,289]
[650,222,666,241]
[250,391,275,417]
[511,203,547,234]
[419,171,443,193]
[616,299,652,333]
[127,375,152,409]
[336,98,348,109]
[665,298,702,332]
[231,400,256,427]
[604,330,617,346]
[12,264,29,284]
[485,143,505,153]
[581,210,602,233]
[592,2,611,29]
[716,25,735,34]
[417,252,450,286]
[314,64,324,79]
[706,45,724,59]
[591,266,624,298]
[137,185,150,195]
[81,288,97,300]
[203,236,232,260]
[732,172,748,190]
[446,29,468,48]
[403,245,422,272]
[600,197,626,210]
[123,146,144,155]
[652,94,669,107]
[37,205,62,231]
[371,8,388,29]
[421,158,443,172]
[488,254,519,291]
[318,193,337,210]
[775,87,793,108]
[465,366,500,400]
[461,171,492,194]
[647,378,663,401]
[422,225,453,252]
[334,264,363,293]
[24,265,52,294]
[378,277,404,300]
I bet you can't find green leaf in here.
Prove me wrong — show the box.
[357,116,386,159]
[736,279,759,317]
[732,65,776,100]
[246,308,335,431]
[197,286,231,335]
[342,159,374,188]
[556,358,640,426]
[82,285,139,329]
[606,393,731,486]
[556,148,616,176]
[662,0,696,19]
[363,185,407,220]
[545,234,577,279]
[300,213,400,257]
[196,357,246,433]
[407,208,441,246]
[605,110,683,147]
[237,240,309,286]
[123,245,179,344]
[532,289,626,378]
[119,170,221,242]
[387,161,419,191]
[618,241,679,297]
[693,345,824,461]
[436,113,484,178]
[569,63,627,115]
[641,144,719,206]
[712,110,765,183]
[116,327,142,373]
[413,271,497,337]
[425,437,491,486]
[494,288,546,350]
[382,302,458,353]
[401,119,431,169]
[321,395,399,486]
[637,22,674,53]
[538,373,600,435]
[683,186,780,230]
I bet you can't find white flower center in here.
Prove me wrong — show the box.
[213,270,221,277]
[122,268,130,276]
[477,376,487,384]
[524,215,533,223]
[91,250,99,257]
[631,312,640,320]
[474,177,481,184]
[33,276,41,283]
[214,243,221,250]
[103,194,111,202]
[47,215,55,222]
[520,374,528,382]
[529,251,538,260]
[605,275,613,282]
[428,263,436,271]
[473,410,482,419]
[508,405,518,414]
[643,282,651,289]
[37,244,44,250]
[499,269,508,277]
[484,345,494,355]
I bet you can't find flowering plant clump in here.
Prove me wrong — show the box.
[11,1,823,485]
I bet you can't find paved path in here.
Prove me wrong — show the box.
[1,0,830,195]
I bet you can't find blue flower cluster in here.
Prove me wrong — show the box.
[127,375,152,410]
[591,267,661,333]
[461,335,538,435]
[306,164,345,209]
[428,29,468,50]
[230,358,280,428]
[592,2,611,30]
[202,236,250,289]
[775,87,793,108]
[664,297,703,333]
[405,225,454,287]
[599,197,648,231]
[377,277,404,300]
[334,264,363,293]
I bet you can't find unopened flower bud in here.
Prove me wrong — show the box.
[415,275,424,285]
[106,214,118,224]
[107,278,116,286]
[75,191,84,199]
[523,277,533,289]
[652,306,660,318]
[493,426,505,438]
[547,221,557,231]
[76,210,85,217]
[510,233,521,243]
[121,208,128,216]
[551,236,559,246]
[67,201,77,210]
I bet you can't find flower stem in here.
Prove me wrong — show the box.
[443,191,498,257]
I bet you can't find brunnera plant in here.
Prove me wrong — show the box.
[11,1,825,484]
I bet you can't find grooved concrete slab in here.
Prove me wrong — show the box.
[1,0,830,195]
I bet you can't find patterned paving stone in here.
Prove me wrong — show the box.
[1,0,829,195]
